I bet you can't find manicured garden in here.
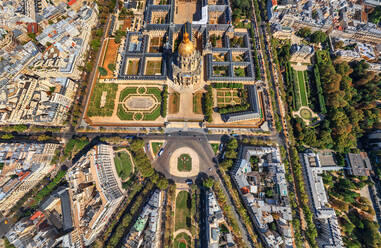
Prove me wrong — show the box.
[87,83,118,117]
[114,151,133,180]
[216,89,242,108]
[213,65,229,76]
[209,34,224,48]
[233,66,247,77]
[119,87,138,101]
[174,232,192,248]
[175,191,192,230]
[117,87,162,121]
[216,87,249,114]
[177,154,192,172]
[229,36,245,48]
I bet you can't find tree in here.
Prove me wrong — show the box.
[311,31,327,43]
[249,155,259,164]
[265,188,274,198]
[4,237,15,248]
[1,134,14,140]
[157,177,169,190]
[98,67,108,76]
[334,40,344,50]
[368,6,381,25]
[203,177,214,188]
[226,138,238,150]
[203,86,213,122]
[114,36,121,43]
[130,138,144,152]
[90,39,101,51]
[220,159,233,169]
[37,135,51,141]
[28,33,36,41]
[297,27,311,38]
[225,150,237,159]
[2,124,28,132]
[107,63,116,72]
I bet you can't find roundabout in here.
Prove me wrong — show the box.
[300,108,312,120]
[169,147,199,177]
[152,133,215,182]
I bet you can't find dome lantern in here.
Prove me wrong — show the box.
[178,30,195,57]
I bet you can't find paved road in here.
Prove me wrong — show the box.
[0,213,12,238]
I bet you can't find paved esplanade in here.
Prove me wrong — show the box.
[152,133,215,182]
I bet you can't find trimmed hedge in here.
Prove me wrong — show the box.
[212,83,243,89]
[218,103,250,114]
[119,87,137,101]
[313,65,327,114]
[203,86,213,122]
[161,85,168,118]
[117,106,134,120]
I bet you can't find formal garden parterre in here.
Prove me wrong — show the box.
[117,86,164,121]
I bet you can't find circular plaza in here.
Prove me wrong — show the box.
[169,147,199,177]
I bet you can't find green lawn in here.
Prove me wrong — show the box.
[174,232,192,248]
[151,142,163,155]
[175,191,191,230]
[300,108,312,120]
[119,87,137,101]
[87,83,118,117]
[114,151,133,180]
[177,154,192,172]
[210,143,219,155]
[117,106,134,120]
[297,71,308,106]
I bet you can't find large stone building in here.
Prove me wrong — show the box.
[85,0,270,129]
[172,29,202,89]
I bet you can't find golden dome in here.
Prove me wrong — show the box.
[178,31,195,57]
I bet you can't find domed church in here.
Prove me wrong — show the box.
[172,29,202,89]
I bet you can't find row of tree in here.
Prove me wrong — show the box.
[128,138,169,190]
[212,83,243,89]
[203,86,213,122]
[161,85,168,118]
[218,103,250,114]
[103,181,155,248]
